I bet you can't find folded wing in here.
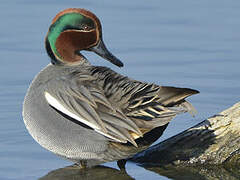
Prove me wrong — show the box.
[44,67,199,147]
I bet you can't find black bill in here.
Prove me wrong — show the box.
[89,39,124,67]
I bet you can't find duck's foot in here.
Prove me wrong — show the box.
[117,159,127,171]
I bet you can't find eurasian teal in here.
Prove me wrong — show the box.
[23,8,199,168]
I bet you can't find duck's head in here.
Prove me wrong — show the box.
[45,8,123,67]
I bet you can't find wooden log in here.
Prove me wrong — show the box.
[131,102,240,167]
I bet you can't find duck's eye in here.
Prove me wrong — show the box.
[81,24,91,31]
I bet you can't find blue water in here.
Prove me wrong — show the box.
[1,0,240,179]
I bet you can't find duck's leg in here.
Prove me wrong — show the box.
[78,160,88,169]
[117,159,127,170]
[69,161,87,169]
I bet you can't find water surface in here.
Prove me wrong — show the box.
[1,0,240,179]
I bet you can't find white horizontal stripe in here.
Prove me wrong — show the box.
[44,91,124,142]
[44,91,100,130]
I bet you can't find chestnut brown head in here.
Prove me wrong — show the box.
[45,8,123,67]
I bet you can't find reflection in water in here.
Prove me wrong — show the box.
[143,165,240,180]
[39,165,134,180]
[38,162,240,180]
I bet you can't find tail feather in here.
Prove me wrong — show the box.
[126,86,199,133]
[157,86,199,106]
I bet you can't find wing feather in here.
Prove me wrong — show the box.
[44,74,142,146]
[44,66,199,147]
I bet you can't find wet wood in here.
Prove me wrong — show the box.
[131,102,240,167]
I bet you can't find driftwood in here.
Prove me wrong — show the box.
[130,102,240,179]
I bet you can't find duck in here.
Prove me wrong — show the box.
[23,8,199,169]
